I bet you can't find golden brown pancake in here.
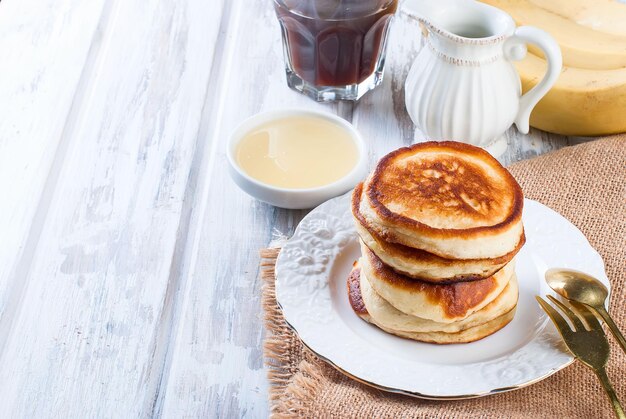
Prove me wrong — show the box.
[359,141,524,260]
[360,266,518,333]
[352,182,525,283]
[363,308,516,344]
[360,243,515,323]
[347,264,516,344]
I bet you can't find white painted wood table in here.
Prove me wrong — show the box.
[0,0,596,417]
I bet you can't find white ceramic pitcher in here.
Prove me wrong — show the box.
[403,0,562,157]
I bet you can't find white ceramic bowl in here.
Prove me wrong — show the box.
[227,109,368,209]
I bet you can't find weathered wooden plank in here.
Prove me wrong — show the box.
[0,0,224,416]
[0,0,106,328]
[156,1,343,417]
[500,127,572,166]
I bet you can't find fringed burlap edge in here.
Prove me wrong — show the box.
[261,248,326,418]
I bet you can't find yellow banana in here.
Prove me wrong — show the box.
[527,0,626,37]
[516,53,626,136]
[481,0,626,70]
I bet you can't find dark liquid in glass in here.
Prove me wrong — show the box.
[274,0,397,86]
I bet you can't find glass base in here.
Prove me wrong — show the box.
[285,68,384,102]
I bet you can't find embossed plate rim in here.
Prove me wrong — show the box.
[275,192,610,399]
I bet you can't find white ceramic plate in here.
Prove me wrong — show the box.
[275,193,610,399]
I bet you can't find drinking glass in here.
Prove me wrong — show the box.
[273,0,398,102]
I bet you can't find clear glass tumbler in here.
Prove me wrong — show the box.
[273,0,398,102]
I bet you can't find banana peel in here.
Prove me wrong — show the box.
[518,53,626,136]
[480,0,626,135]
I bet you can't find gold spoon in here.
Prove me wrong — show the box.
[546,268,626,353]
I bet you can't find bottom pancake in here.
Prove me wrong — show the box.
[362,309,516,344]
[360,266,518,334]
[348,264,517,344]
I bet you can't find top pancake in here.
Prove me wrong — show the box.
[361,141,524,259]
[352,182,525,283]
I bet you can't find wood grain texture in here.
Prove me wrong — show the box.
[157,1,329,417]
[0,0,107,334]
[0,0,603,417]
[0,0,224,416]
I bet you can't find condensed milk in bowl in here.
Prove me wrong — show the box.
[228,109,368,209]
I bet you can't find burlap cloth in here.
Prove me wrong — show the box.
[261,135,626,418]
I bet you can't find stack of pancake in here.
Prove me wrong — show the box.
[348,141,525,344]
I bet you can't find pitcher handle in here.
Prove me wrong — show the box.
[504,26,562,134]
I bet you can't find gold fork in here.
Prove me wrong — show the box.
[536,295,625,419]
